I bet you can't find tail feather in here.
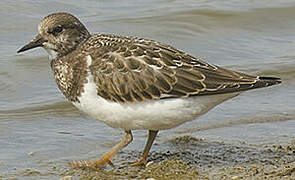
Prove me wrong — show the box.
[197,76,281,96]
[255,76,282,88]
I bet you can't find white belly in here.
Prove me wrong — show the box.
[72,67,237,130]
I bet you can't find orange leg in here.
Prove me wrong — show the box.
[131,130,158,166]
[69,130,133,169]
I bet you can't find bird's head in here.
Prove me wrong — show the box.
[17,12,90,59]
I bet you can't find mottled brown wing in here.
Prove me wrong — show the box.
[88,37,178,103]
[87,34,261,103]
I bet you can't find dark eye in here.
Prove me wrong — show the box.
[49,26,63,35]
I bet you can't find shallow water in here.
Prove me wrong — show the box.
[0,0,294,179]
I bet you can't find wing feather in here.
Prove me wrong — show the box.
[85,34,265,103]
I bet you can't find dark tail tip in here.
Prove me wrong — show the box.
[258,76,282,87]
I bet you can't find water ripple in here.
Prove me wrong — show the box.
[0,101,80,121]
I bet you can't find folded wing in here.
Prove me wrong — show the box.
[87,34,281,103]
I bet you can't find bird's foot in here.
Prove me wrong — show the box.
[131,157,147,167]
[69,154,114,169]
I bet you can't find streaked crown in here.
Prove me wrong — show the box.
[39,12,90,59]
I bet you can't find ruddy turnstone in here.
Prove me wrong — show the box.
[17,12,281,168]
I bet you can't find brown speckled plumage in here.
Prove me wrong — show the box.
[51,57,88,102]
[50,33,280,103]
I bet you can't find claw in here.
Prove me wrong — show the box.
[68,130,133,169]
[131,157,147,166]
[106,159,115,167]
[69,158,113,169]
[101,153,115,167]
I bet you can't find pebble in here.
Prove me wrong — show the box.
[146,161,154,167]
[60,176,73,180]
[231,176,241,180]
[28,152,35,156]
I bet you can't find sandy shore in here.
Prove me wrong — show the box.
[56,136,295,179]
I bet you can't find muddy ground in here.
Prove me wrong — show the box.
[51,135,295,180]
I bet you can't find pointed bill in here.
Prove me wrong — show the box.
[17,34,45,53]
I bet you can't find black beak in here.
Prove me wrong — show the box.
[17,34,44,53]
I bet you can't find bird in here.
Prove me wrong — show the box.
[17,12,281,169]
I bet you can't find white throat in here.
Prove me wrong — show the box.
[43,42,59,60]
[44,47,59,60]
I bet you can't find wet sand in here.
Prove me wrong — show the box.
[13,135,294,179]
[76,137,295,179]
[66,136,295,179]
